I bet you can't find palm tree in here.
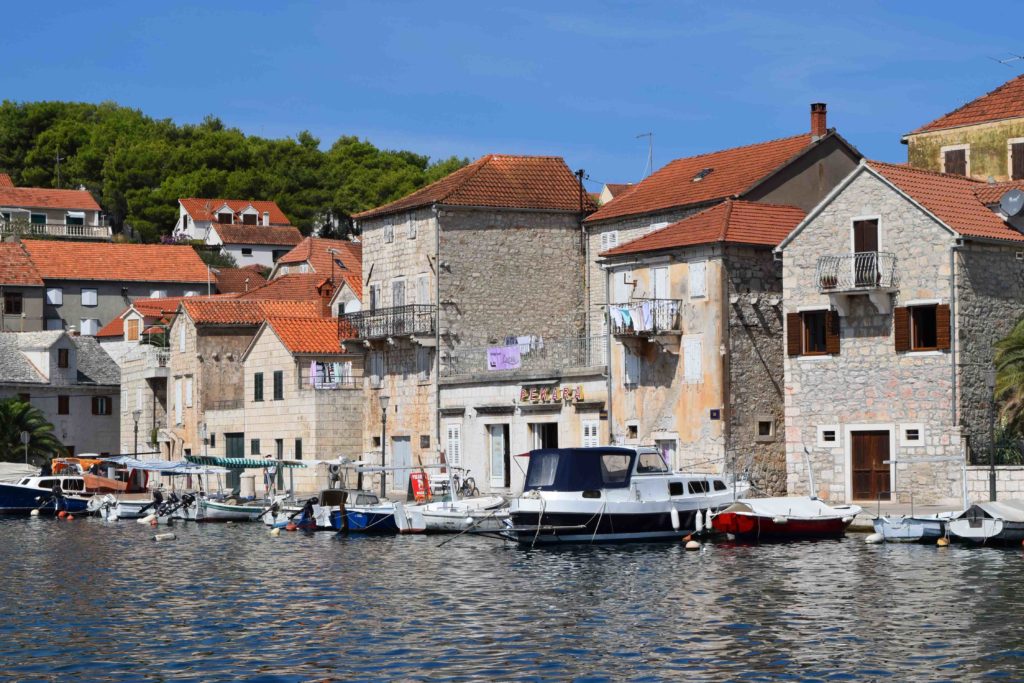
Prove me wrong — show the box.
[0,399,66,465]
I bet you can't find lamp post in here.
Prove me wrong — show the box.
[987,368,997,502]
[379,394,390,498]
[132,409,142,457]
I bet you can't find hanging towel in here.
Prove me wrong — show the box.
[609,307,623,328]
[309,361,319,389]
[642,300,653,331]
[517,335,532,354]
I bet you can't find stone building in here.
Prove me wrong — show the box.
[349,154,597,495]
[904,73,1024,182]
[599,201,806,493]
[779,159,1024,505]
[0,331,120,456]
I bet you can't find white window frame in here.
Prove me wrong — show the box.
[850,215,882,253]
[582,420,600,447]
[683,334,702,384]
[600,230,619,252]
[940,143,970,176]
[817,424,840,448]
[79,318,100,336]
[184,290,199,297]
[46,287,63,305]
[81,288,98,307]
[688,260,707,299]
[150,289,166,299]
[899,423,924,447]
[446,423,462,467]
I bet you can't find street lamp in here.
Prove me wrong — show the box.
[379,394,390,498]
[987,368,997,502]
[132,409,142,457]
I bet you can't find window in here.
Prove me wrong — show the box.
[150,290,166,299]
[756,418,775,443]
[391,279,405,307]
[185,378,193,407]
[369,352,383,389]
[45,287,63,305]
[942,146,968,176]
[273,370,284,400]
[787,310,840,357]
[626,424,638,440]
[179,324,186,352]
[600,453,632,485]
[372,436,382,448]
[420,435,430,449]
[30,213,46,225]
[57,348,69,369]
[209,433,216,448]
[895,304,949,353]
[294,438,302,460]
[91,396,112,416]
[58,395,70,415]
[45,319,63,331]
[900,424,924,447]
[16,393,28,403]
[217,211,233,224]
[817,425,839,447]
[65,212,84,226]
[582,420,600,447]
[299,264,309,273]
[636,452,669,473]
[125,319,140,341]
[184,290,199,297]
[384,223,394,243]
[253,372,264,401]
[689,261,707,298]
[408,218,417,239]
[416,274,430,306]
[623,347,640,386]
[81,288,98,307]
[79,319,100,336]
[1011,140,1024,180]
[416,347,431,382]
[251,438,261,456]
[369,284,381,312]
[600,230,619,251]
[174,379,182,425]
[241,248,253,256]
[803,312,827,354]
[242,213,257,226]
[683,335,702,383]
[446,424,462,466]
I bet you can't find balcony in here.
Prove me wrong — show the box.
[0,218,112,241]
[609,298,682,337]
[815,252,898,315]
[339,304,436,341]
[441,335,607,380]
[141,347,170,380]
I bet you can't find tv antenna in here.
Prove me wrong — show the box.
[991,54,1024,67]
[54,146,65,188]
[636,132,653,179]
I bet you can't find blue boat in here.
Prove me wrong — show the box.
[344,504,399,533]
[0,475,92,514]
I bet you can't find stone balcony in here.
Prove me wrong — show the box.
[815,251,898,315]
[141,347,170,380]
[609,298,682,337]
[0,218,112,241]
[339,304,436,342]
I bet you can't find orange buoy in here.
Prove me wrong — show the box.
[683,534,692,542]
[66,514,74,521]
[57,511,67,519]
[150,518,158,527]
[285,522,298,532]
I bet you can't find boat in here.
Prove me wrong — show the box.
[0,474,92,514]
[502,446,748,545]
[712,497,862,540]
[261,489,353,531]
[344,499,426,533]
[414,495,508,532]
[198,497,272,522]
[872,511,957,542]
[948,500,1024,545]
[184,454,307,522]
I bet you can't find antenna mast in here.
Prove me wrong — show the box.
[636,132,653,179]
[54,146,65,189]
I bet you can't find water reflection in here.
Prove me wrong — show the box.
[1,519,1023,681]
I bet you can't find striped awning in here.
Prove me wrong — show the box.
[185,455,307,469]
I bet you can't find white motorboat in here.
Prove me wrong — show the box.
[413,495,508,532]
[504,446,747,544]
[260,489,352,530]
[873,512,957,542]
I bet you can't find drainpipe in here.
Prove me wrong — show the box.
[604,264,613,445]
[950,239,962,431]
[720,248,732,479]
[434,205,442,465]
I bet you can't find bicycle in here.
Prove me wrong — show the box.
[451,469,480,498]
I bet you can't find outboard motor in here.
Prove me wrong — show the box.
[50,481,66,513]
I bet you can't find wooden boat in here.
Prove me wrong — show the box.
[503,447,747,545]
[711,497,861,540]
[948,500,1024,544]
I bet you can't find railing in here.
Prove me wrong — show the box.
[0,218,112,240]
[339,304,436,339]
[609,298,682,335]
[816,252,897,292]
[300,375,362,391]
[441,335,607,378]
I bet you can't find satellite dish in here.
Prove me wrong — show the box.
[1000,189,1024,216]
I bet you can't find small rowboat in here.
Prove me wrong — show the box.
[948,500,1024,545]
[711,497,861,540]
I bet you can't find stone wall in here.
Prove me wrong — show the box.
[966,466,1024,501]
[118,345,167,455]
[724,245,786,494]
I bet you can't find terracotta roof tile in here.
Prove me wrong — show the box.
[181,299,322,325]
[179,198,291,225]
[238,273,330,301]
[215,267,268,294]
[22,241,210,283]
[910,74,1024,135]
[0,242,44,286]
[0,174,13,188]
[587,134,815,224]
[603,183,636,198]
[353,154,592,220]
[96,295,235,337]
[211,223,303,246]
[974,180,1024,205]
[602,200,805,257]
[0,186,100,211]
[265,316,348,354]
[868,161,1024,242]
[275,237,362,299]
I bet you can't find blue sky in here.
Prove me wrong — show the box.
[4,1,1024,189]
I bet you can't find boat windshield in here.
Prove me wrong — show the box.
[524,448,636,491]
[635,452,669,474]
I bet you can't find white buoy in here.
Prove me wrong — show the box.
[269,528,281,537]
[865,533,884,544]
[153,532,176,542]
[29,509,39,517]
[138,514,156,525]
[685,540,701,550]
[772,516,789,525]
[937,537,950,547]
[226,521,235,526]
[841,516,854,524]
[695,510,704,533]
[704,509,712,530]
[670,507,681,530]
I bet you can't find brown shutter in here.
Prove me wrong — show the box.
[944,149,967,176]
[1013,143,1024,180]
[825,310,841,355]
[786,312,802,356]
[894,307,910,352]
[935,303,951,351]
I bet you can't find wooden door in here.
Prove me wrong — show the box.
[853,219,879,287]
[852,431,890,500]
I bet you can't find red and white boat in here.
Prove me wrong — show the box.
[711,496,861,540]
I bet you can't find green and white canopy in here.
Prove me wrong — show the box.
[185,455,307,469]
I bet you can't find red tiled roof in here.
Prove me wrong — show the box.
[0,242,44,286]
[0,186,100,211]
[265,316,348,354]
[0,174,13,188]
[211,223,303,247]
[603,183,635,198]
[179,198,291,225]
[601,200,805,257]
[275,237,362,299]
[910,74,1024,135]
[587,134,815,224]
[22,241,210,283]
[353,154,593,220]
[97,295,237,337]
[215,267,268,294]
[974,180,1024,205]
[868,161,1024,242]
[180,299,323,325]
[238,274,330,301]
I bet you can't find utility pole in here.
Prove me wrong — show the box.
[55,146,65,189]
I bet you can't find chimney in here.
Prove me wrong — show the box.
[810,103,827,140]
[263,211,270,226]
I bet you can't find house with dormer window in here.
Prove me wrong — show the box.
[175,198,303,268]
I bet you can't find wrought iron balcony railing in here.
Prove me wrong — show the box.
[609,298,682,336]
[441,335,607,379]
[339,304,436,340]
[816,252,897,293]
[0,218,112,240]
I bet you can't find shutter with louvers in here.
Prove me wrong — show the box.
[893,307,910,352]
[935,303,951,351]
[1013,143,1024,180]
[786,313,802,356]
[825,311,841,355]
[944,149,967,176]
[446,424,462,466]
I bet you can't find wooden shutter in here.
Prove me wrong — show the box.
[786,312,802,356]
[944,149,967,176]
[894,307,910,352]
[1013,143,1024,180]
[825,311,841,355]
[935,303,951,351]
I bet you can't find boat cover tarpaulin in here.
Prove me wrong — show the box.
[101,456,183,471]
[960,500,1024,522]
[185,455,307,469]
[0,463,37,482]
[721,497,861,520]
[82,473,128,492]
[159,465,230,475]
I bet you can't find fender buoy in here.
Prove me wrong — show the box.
[864,533,884,544]
[670,507,681,530]
[57,511,67,519]
[29,509,39,517]
[685,540,701,550]
[286,522,298,532]
[937,537,950,547]
[66,514,74,521]
[270,528,281,537]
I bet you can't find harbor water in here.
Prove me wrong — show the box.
[2,518,1024,681]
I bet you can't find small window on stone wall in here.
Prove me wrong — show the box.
[900,424,924,447]
[755,417,775,443]
[372,436,381,448]
[420,435,430,449]
[626,424,638,440]
[817,425,839,448]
